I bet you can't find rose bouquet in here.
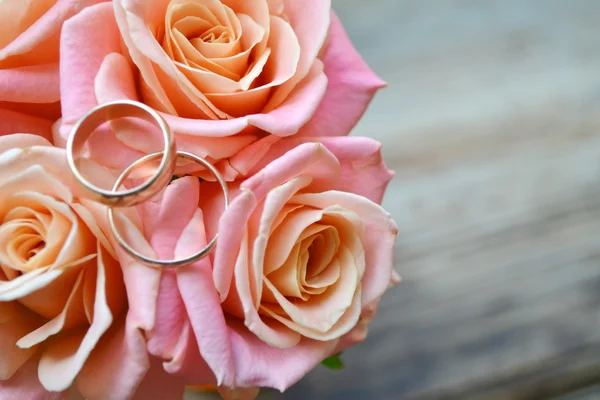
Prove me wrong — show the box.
[0,1,399,399]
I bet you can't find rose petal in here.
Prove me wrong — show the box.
[38,245,117,391]
[242,136,395,203]
[115,0,214,117]
[264,0,331,111]
[242,142,341,199]
[162,319,216,384]
[59,2,122,140]
[130,356,185,400]
[113,216,161,332]
[291,191,398,306]
[175,209,236,387]
[0,355,68,400]
[241,61,328,137]
[0,302,43,380]
[0,0,108,65]
[233,229,302,348]
[227,318,337,391]
[213,189,257,300]
[262,281,362,342]
[297,11,386,138]
[0,133,52,153]
[146,269,188,361]
[0,109,53,140]
[16,266,89,349]
[263,246,359,334]
[0,63,59,103]
[335,298,380,353]
[76,314,150,400]
[253,175,312,302]
[206,14,300,117]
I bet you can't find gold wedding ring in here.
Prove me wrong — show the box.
[108,151,230,268]
[66,100,177,208]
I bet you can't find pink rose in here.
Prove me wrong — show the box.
[0,134,185,399]
[0,0,105,139]
[211,136,398,390]
[55,1,385,180]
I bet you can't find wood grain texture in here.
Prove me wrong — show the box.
[189,0,600,399]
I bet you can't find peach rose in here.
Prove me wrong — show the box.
[214,136,398,391]
[0,0,105,139]
[55,1,385,180]
[0,134,185,399]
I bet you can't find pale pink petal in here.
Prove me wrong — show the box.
[134,179,199,255]
[94,53,139,104]
[242,136,394,203]
[0,355,69,400]
[0,0,107,64]
[0,109,53,140]
[291,191,397,306]
[227,318,337,391]
[162,320,217,385]
[266,0,284,16]
[0,63,59,103]
[213,189,257,301]
[116,0,171,30]
[146,271,188,362]
[139,176,200,258]
[241,142,341,199]
[315,137,394,203]
[113,220,161,332]
[297,12,386,138]
[77,315,150,400]
[175,209,235,387]
[229,135,281,177]
[58,2,121,141]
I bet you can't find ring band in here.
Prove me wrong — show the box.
[108,151,229,268]
[66,100,177,208]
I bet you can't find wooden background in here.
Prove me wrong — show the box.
[191,0,600,398]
